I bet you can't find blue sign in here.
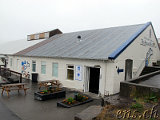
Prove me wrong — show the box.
[117,67,124,74]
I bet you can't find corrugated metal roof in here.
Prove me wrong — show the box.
[15,23,148,60]
[15,38,57,55]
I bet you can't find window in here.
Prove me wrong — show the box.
[32,60,36,72]
[41,61,46,74]
[45,32,49,38]
[67,65,74,80]
[10,58,12,67]
[35,34,39,39]
[52,63,58,77]
[27,35,30,41]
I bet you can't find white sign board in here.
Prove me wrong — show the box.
[75,65,83,81]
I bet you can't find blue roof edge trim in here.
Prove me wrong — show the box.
[108,22,151,60]
[150,23,160,51]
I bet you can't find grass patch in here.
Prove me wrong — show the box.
[144,94,158,103]
[130,102,143,112]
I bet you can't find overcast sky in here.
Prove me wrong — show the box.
[0,0,160,44]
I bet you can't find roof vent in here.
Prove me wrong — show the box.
[77,35,82,42]
[77,35,81,39]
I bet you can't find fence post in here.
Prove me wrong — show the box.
[0,65,1,75]
[20,74,22,83]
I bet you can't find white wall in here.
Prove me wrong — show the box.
[108,25,160,94]
[8,56,107,95]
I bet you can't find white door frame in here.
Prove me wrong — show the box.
[84,66,101,93]
[84,66,90,92]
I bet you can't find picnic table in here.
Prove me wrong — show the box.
[38,80,61,90]
[1,83,29,97]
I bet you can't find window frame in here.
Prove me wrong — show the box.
[66,64,74,80]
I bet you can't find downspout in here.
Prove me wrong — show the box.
[103,60,107,97]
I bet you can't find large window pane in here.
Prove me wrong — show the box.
[52,63,58,77]
[32,60,36,72]
[10,58,12,67]
[41,61,46,74]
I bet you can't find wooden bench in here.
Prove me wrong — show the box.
[1,83,29,97]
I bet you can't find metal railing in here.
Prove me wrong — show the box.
[0,65,22,83]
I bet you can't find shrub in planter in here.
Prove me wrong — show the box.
[74,93,88,102]
[58,93,93,108]
[35,89,66,101]
[39,87,62,94]
[39,90,48,94]
[63,97,76,105]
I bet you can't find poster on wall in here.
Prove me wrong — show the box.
[145,48,153,66]
[75,65,83,81]
[21,60,30,79]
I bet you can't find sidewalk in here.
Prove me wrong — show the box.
[0,100,21,120]
[0,82,101,120]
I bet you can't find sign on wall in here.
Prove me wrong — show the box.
[145,48,153,66]
[140,37,156,48]
[75,65,83,81]
[21,60,30,79]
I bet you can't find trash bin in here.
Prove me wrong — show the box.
[32,73,38,82]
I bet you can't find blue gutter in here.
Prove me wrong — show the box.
[108,22,151,60]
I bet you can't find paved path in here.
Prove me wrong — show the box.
[0,100,21,120]
[0,81,101,120]
[75,105,102,120]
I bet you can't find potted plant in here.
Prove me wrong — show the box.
[34,87,66,101]
[57,93,93,108]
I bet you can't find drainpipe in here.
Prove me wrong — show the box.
[103,60,107,97]
[4,59,7,68]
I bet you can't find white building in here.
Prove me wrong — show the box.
[7,22,160,96]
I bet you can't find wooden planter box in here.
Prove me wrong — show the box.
[57,98,93,108]
[34,90,66,101]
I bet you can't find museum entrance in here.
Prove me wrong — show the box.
[89,67,100,94]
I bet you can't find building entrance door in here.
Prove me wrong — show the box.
[89,67,100,94]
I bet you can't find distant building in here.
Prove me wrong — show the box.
[7,22,160,96]
[0,55,5,65]
[27,29,62,41]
